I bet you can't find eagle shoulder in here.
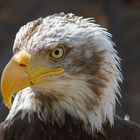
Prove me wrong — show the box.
[1,114,140,140]
[103,115,140,140]
[0,122,4,140]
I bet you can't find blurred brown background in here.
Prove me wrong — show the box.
[0,0,140,123]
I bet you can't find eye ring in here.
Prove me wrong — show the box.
[49,45,66,61]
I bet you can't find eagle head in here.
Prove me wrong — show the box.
[1,13,122,132]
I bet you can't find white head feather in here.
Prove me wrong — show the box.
[7,13,122,134]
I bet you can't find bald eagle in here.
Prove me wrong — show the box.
[0,13,140,140]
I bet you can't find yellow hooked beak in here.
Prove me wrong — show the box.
[1,50,64,109]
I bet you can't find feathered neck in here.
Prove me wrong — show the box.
[6,82,117,135]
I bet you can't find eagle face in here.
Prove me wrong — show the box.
[1,13,122,132]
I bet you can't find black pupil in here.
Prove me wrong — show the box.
[55,50,60,55]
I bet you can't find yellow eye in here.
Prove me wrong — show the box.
[49,45,65,61]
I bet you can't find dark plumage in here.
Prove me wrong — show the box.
[0,114,140,140]
[0,13,140,140]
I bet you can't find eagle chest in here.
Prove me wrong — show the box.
[3,114,105,140]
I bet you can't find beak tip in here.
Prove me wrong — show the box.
[3,97,11,109]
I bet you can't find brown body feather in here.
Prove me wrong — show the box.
[0,114,140,140]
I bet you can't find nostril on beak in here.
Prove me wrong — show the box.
[19,63,27,67]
